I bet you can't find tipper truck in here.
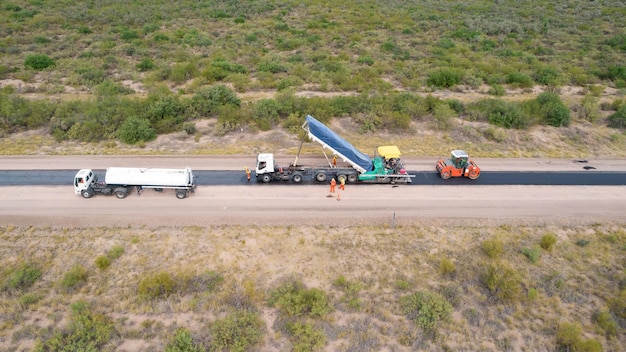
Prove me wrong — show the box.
[74,167,195,199]
[255,115,413,185]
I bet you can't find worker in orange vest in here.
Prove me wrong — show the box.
[339,177,345,190]
[332,155,337,167]
[244,166,251,182]
[329,178,336,193]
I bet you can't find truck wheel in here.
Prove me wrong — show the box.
[261,174,272,183]
[315,172,327,182]
[291,173,303,183]
[81,189,93,199]
[176,190,187,199]
[440,170,451,180]
[347,174,357,183]
[115,190,128,199]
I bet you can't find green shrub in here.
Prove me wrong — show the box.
[439,257,456,277]
[540,233,557,251]
[533,92,570,127]
[34,301,115,352]
[95,256,111,270]
[592,309,618,337]
[505,72,534,88]
[521,247,541,264]
[481,262,521,302]
[183,122,197,135]
[137,58,155,72]
[137,272,175,299]
[1,262,42,292]
[399,291,452,331]
[190,85,240,118]
[180,271,224,294]
[433,104,455,130]
[608,105,626,128]
[118,116,156,144]
[426,69,462,88]
[556,322,581,351]
[108,245,124,260]
[534,66,559,85]
[165,328,201,352]
[286,321,326,352]
[60,264,88,292]
[209,311,264,352]
[609,289,626,319]
[268,280,332,318]
[24,54,55,70]
[482,238,503,259]
[19,293,42,307]
[253,99,281,131]
[487,101,528,129]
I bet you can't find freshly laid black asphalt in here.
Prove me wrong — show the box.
[1,170,625,186]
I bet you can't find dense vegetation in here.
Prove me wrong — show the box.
[1,0,625,145]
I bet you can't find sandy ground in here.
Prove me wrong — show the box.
[1,154,626,171]
[1,155,626,227]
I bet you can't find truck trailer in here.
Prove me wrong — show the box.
[74,167,195,199]
[255,115,413,184]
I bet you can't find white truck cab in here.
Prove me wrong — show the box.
[255,153,275,175]
[74,169,96,195]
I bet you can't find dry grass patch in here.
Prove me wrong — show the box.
[0,224,624,351]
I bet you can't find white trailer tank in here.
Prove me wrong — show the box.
[105,167,194,187]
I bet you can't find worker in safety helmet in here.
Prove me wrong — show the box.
[244,166,251,182]
[339,177,345,190]
[329,178,336,193]
[332,155,337,167]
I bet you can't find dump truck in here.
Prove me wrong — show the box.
[255,115,413,184]
[436,150,480,180]
[74,167,195,199]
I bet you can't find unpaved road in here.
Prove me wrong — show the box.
[1,155,625,227]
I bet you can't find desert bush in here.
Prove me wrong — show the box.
[482,238,504,259]
[488,84,506,96]
[34,301,116,352]
[108,245,124,259]
[399,290,452,332]
[190,85,240,118]
[439,257,456,277]
[137,58,155,72]
[60,264,88,292]
[144,92,187,133]
[607,105,626,129]
[1,262,42,292]
[534,66,560,85]
[540,233,557,251]
[521,247,541,264]
[531,92,570,127]
[592,309,618,337]
[609,289,626,320]
[268,280,332,318]
[505,72,534,88]
[180,270,224,294]
[165,328,201,352]
[118,116,156,144]
[427,69,462,88]
[433,104,455,130]
[286,321,326,352]
[554,321,601,352]
[95,256,111,270]
[24,54,55,70]
[209,310,264,352]
[253,98,281,131]
[578,95,601,122]
[333,275,362,310]
[137,272,175,299]
[481,262,522,302]
[183,122,197,135]
[19,292,42,307]
[487,100,528,129]
[169,62,198,83]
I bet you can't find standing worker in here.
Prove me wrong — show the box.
[339,177,345,190]
[329,177,336,193]
[244,166,251,182]
[332,155,337,167]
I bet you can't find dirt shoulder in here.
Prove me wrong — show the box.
[1,155,626,171]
